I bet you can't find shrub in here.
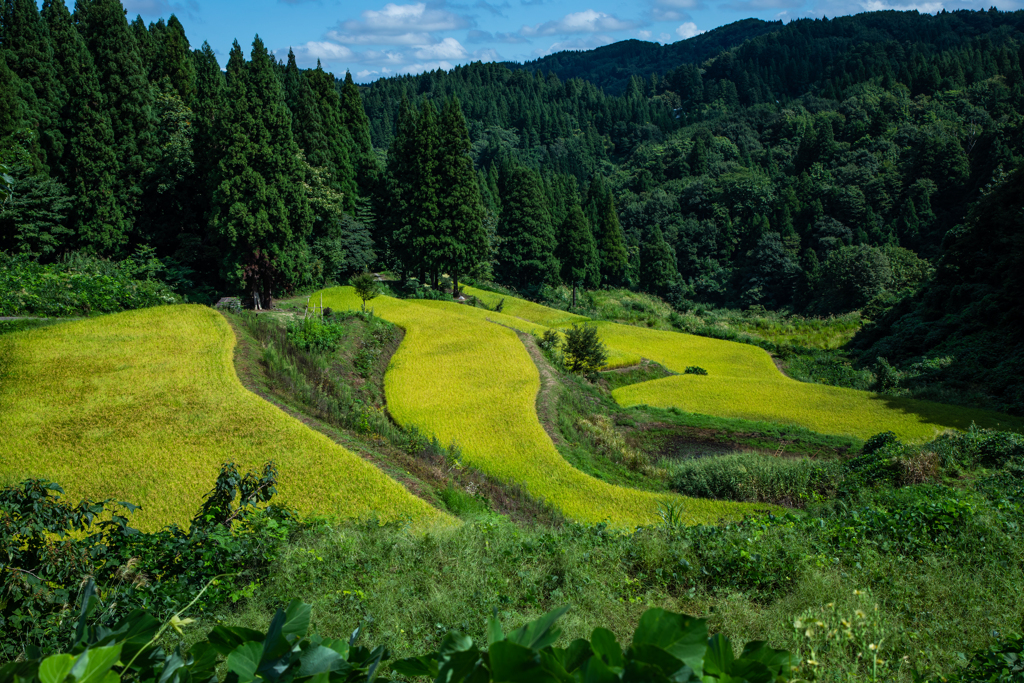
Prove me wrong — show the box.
[349,272,380,312]
[931,424,1024,471]
[287,316,346,353]
[538,328,561,351]
[862,431,900,455]
[684,365,708,375]
[562,322,608,374]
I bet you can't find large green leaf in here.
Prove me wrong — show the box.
[296,645,347,678]
[553,639,591,674]
[589,629,623,670]
[209,627,269,657]
[738,641,794,677]
[504,607,568,650]
[436,648,487,683]
[70,645,123,683]
[630,610,706,679]
[390,655,438,679]
[488,641,546,683]
[282,601,312,643]
[702,635,734,679]
[581,655,617,683]
[226,642,264,683]
[39,654,75,683]
[628,644,689,680]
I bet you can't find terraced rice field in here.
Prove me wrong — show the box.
[0,305,452,531]
[319,287,772,527]
[594,323,1023,442]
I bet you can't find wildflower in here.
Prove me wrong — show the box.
[855,609,867,619]
[853,589,864,596]
[170,615,195,636]
[869,643,878,651]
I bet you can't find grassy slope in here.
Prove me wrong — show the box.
[456,290,1023,443]
[0,305,452,531]
[318,287,773,527]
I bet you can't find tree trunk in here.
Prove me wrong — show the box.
[572,282,577,309]
[453,269,460,298]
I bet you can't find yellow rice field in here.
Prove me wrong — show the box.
[319,287,774,527]
[0,305,452,531]
[462,285,589,327]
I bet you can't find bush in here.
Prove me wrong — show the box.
[0,251,181,316]
[562,323,608,374]
[538,328,561,351]
[287,316,347,354]
[666,452,842,505]
[684,365,708,375]
[931,424,1024,471]
[862,431,900,455]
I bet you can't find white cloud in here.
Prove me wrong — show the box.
[637,29,653,38]
[532,35,614,56]
[284,41,356,62]
[337,3,471,35]
[413,36,468,59]
[675,21,703,38]
[659,32,671,41]
[467,29,528,43]
[472,47,502,61]
[860,0,943,10]
[521,9,639,36]
[325,30,433,45]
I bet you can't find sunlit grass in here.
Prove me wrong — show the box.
[0,305,453,531]
[319,287,774,527]
[462,285,589,327]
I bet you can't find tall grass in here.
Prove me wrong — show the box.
[665,452,844,506]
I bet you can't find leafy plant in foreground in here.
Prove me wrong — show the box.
[0,586,796,683]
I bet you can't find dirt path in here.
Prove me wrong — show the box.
[507,327,566,447]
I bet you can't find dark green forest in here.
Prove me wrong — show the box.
[2,3,1023,410]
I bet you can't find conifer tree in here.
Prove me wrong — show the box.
[1,0,63,170]
[153,15,195,106]
[283,48,300,115]
[436,97,488,296]
[42,0,125,252]
[408,99,442,284]
[496,165,559,290]
[585,174,628,285]
[75,0,156,229]
[293,62,356,211]
[638,224,678,297]
[555,203,599,307]
[339,70,377,191]
[380,95,418,276]
[0,53,24,139]
[210,37,311,307]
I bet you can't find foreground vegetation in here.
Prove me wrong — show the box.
[0,305,449,530]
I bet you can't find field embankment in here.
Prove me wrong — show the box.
[0,305,451,531]
[318,287,773,527]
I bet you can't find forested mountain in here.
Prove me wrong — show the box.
[505,18,781,96]
[2,2,1024,409]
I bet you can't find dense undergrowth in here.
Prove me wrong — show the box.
[0,251,181,317]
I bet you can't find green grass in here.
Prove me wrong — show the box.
[462,285,589,327]
[317,287,776,527]
[0,305,452,531]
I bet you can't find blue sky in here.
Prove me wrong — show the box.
[122,0,1022,81]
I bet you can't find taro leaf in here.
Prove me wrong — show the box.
[158,650,186,683]
[487,614,504,647]
[263,609,288,660]
[319,638,350,661]
[39,654,75,683]
[297,645,347,678]
[589,629,624,669]
[73,580,101,647]
[580,655,618,683]
[390,655,439,678]
[227,642,264,683]
[437,648,487,683]
[363,644,387,681]
[621,659,674,683]
[209,626,269,657]
[439,632,475,656]
[70,644,123,683]
[187,642,221,681]
[738,641,794,676]
[282,601,312,643]
[702,635,734,679]
[630,609,706,679]
[628,644,688,679]
[488,641,543,682]
[554,639,592,674]
[114,609,162,665]
[720,659,774,683]
[504,606,568,651]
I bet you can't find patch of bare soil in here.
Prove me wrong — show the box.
[510,329,565,447]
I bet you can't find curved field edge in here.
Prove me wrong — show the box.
[318,287,776,527]
[445,290,1024,443]
[0,305,453,532]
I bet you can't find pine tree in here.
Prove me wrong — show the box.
[42,0,125,253]
[496,165,559,291]
[555,203,599,307]
[436,97,488,296]
[0,53,24,139]
[638,224,678,297]
[585,175,628,286]
[380,94,418,276]
[210,37,311,308]
[409,99,442,285]
[1,0,63,170]
[75,0,156,229]
[283,48,300,115]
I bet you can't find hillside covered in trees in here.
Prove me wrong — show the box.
[2,3,1023,410]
